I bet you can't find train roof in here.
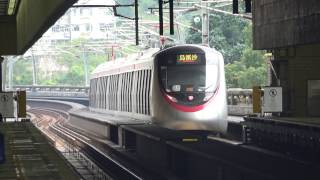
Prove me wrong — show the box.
[91,48,159,79]
[91,44,222,80]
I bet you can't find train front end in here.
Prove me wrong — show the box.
[152,45,228,133]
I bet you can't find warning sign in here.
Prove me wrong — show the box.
[263,87,283,112]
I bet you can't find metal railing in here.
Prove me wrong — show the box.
[11,85,89,98]
[227,88,253,115]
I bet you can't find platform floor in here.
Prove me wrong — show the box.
[0,122,79,180]
[273,117,320,127]
[227,115,244,123]
[244,116,320,129]
[70,108,149,125]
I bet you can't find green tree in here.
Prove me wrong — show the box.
[224,24,267,88]
[186,13,248,63]
[13,58,33,85]
[225,61,245,87]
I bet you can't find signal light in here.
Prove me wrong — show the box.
[233,0,238,14]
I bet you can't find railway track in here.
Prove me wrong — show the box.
[28,107,143,180]
[27,101,320,180]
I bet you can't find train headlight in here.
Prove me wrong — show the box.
[188,95,194,101]
[165,94,178,103]
[204,92,214,102]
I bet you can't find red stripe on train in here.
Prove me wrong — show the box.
[161,84,220,112]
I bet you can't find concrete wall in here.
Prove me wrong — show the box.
[253,0,320,49]
[0,16,17,54]
[273,43,320,116]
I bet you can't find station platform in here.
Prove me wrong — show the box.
[243,116,320,162]
[70,108,149,126]
[68,108,149,144]
[244,116,320,128]
[0,122,80,179]
[227,115,244,123]
[243,116,320,138]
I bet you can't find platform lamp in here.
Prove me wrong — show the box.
[7,0,18,16]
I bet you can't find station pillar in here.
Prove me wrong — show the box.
[270,43,320,117]
[0,56,3,92]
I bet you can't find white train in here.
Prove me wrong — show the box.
[90,45,228,133]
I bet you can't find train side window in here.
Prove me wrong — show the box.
[110,75,114,110]
[131,72,135,113]
[113,75,116,110]
[115,74,119,111]
[140,70,144,114]
[122,73,126,111]
[140,70,145,114]
[144,70,149,115]
[89,79,93,107]
[123,73,126,111]
[118,74,122,111]
[123,73,128,111]
[132,71,139,113]
[105,76,110,109]
[139,70,142,114]
[146,70,151,115]
[112,75,116,110]
[98,78,101,108]
[139,70,143,114]
[105,77,108,109]
[142,70,147,114]
[123,73,127,111]
[90,79,94,107]
[144,70,148,115]
[141,70,145,114]
[98,78,102,108]
[94,78,98,108]
[108,76,111,110]
[101,77,104,109]
[128,72,133,112]
[136,71,141,113]
[122,73,125,111]
[101,77,106,109]
[148,69,151,114]
[104,77,108,109]
[100,77,104,109]
[126,72,130,112]
[94,78,97,108]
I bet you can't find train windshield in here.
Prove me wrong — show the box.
[157,51,219,106]
[162,65,218,93]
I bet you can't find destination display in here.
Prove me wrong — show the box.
[176,53,201,64]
